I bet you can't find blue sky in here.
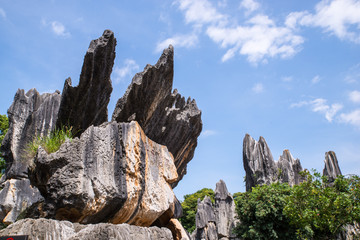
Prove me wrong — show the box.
[1,0,360,199]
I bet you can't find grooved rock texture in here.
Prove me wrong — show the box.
[1,89,61,180]
[214,180,236,240]
[323,151,342,183]
[243,134,304,191]
[167,218,191,240]
[0,179,43,224]
[191,180,238,240]
[28,121,178,226]
[0,89,60,224]
[112,46,202,187]
[56,29,115,136]
[0,218,174,240]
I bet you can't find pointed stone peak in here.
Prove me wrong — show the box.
[155,45,174,68]
[215,179,231,200]
[323,151,342,183]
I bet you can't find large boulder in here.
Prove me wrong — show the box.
[112,46,202,187]
[28,121,179,226]
[0,218,174,240]
[243,134,304,191]
[1,89,61,180]
[323,151,342,183]
[56,30,115,136]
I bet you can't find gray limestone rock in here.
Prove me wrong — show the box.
[0,218,174,240]
[1,89,61,180]
[243,134,304,191]
[323,151,342,183]
[214,180,236,239]
[56,30,115,136]
[0,179,43,224]
[28,121,179,226]
[112,46,202,187]
[192,196,218,240]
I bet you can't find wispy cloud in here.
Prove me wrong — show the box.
[200,129,217,138]
[282,76,293,82]
[311,75,321,84]
[344,63,360,83]
[287,0,360,43]
[340,109,360,127]
[0,8,6,19]
[42,19,70,38]
[252,83,264,93]
[349,90,360,103]
[291,98,343,122]
[156,33,198,53]
[113,59,140,84]
[240,0,260,15]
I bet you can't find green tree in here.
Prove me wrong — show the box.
[233,182,297,240]
[284,171,360,240]
[0,114,9,176]
[179,188,215,233]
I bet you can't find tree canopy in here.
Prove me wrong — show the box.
[0,114,9,176]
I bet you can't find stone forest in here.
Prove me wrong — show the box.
[0,30,359,240]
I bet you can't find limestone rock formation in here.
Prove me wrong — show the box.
[28,121,179,226]
[192,196,218,240]
[243,134,304,191]
[167,218,191,240]
[56,29,115,136]
[1,89,61,180]
[323,151,342,183]
[191,180,238,240]
[214,180,236,240]
[0,218,174,240]
[112,46,202,187]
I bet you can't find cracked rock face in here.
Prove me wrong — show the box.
[0,218,174,240]
[28,121,178,226]
[243,134,304,191]
[56,29,116,136]
[112,45,202,187]
[192,196,218,240]
[323,151,342,183]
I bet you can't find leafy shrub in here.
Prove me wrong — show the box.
[0,114,9,177]
[179,188,215,233]
[26,126,73,158]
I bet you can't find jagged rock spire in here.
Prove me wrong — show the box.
[323,151,342,183]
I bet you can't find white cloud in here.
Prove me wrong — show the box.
[252,83,264,93]
[156,33,198,52]
[240,0,260,14]
[349,90,360,103]
[201,130,217,138]
[207,15,304,63]
[291,98,343,122]
[42,19,70,37]
[344,63,360,83]
[0,8,6,19]
[113,59,140,84]
[311,75,321,84]
[175,0,227,26]
[340,109,360,127]
[282,76,293,82]
[288,0,360,43]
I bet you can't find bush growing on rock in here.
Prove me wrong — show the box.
[0,114,9,176]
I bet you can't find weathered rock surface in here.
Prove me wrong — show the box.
[56,30,115,136]
[28,121,178,226]
[323,151,342,183]
[0,179,43,224]
[214,180,236,240]
[0,218,174,240]
[1,89,61,180]
[112,45,202,187]
[191,180,238,240]
[337,223,360,240]
[243,134,304,191]
[167,218,191,240]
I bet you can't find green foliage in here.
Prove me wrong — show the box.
[179,188,215,233]
[26,126,73,158]
[234,171,360,240]
[234,182,297,240]
[0,114,9,176]
[284,171,360,240]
